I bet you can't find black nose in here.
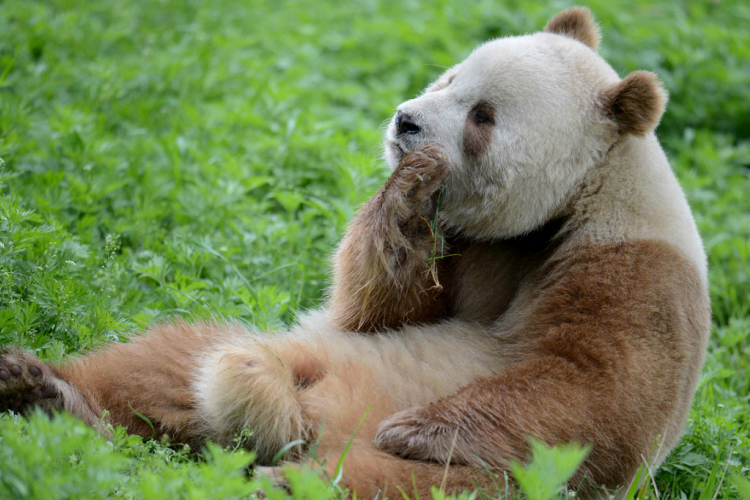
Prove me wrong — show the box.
[396,110,420,135]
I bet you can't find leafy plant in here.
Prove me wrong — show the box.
[510,440,590,500]
[0,0,748,498]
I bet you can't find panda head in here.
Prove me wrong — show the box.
[385,7,668,240]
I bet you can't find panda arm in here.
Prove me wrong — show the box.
[373,241,705,490]
[330,145,454,333]
[373,349,652,491]
[374,356,598,468]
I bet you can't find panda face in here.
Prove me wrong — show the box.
[385,33,620,240]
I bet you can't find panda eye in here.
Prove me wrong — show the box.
[470,102,495,126]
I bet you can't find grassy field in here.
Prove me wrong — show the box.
[1,0,749,498]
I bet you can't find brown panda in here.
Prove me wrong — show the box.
[0,7,709,499]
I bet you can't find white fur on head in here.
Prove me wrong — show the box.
[382,8,688,259]
[385,23,620,239]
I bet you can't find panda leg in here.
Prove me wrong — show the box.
[0,346,98,425]
[1,322,317,456]
[258,440,504,499]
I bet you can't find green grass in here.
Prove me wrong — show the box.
[0,0,749,498]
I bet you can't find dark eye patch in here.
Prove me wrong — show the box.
[463,101,495,157]
[469,101,495,126]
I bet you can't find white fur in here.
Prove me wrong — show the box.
[385,31,706,280]
[193,329,306,462]
[565,134,707,283]
[386,33,619,239]
[193,313,503,461]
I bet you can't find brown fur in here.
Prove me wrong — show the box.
[0,220,709,499]
[290,349,508,498]
[543,7,601,50]
[0,347,102,429]
[330,145,565,334]
[0,147,709,498]
[331,144,452,332]
[2,233,704,498]
[375,239,709,495]
[463,102,495,157]
[314,444,501,499]
[600,71,668,137]
[59,322,236,449]
[261,447,502,499]
[450,218,566,324]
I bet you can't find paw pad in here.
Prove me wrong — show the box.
[0,348,61,415]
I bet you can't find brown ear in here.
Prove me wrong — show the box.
[543,7,601,51]
[600,71,668,137]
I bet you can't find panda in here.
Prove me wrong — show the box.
[0,7,710,499]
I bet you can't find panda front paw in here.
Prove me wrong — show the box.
[0,347,62,415]
[394,144,449,231]
[374,405,461,464]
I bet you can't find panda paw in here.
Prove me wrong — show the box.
[374,405,460,464]
[396,144,448,220]
[0,347,61,415]
[391,144,449,246]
